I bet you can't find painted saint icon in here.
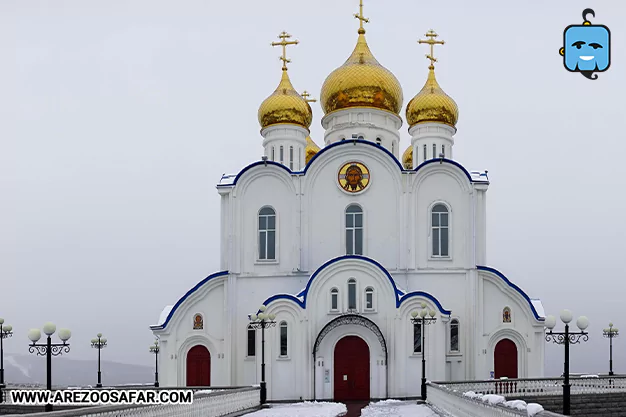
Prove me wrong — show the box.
[338,162,370,193]
[193,314,204,330]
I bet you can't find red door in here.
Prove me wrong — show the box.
[334,336,370,401]
[494,339,518,379]
[186,345,211,386]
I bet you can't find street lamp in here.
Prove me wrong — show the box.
[603,323,619,376]
[149,340,159,387]
[91,333,107,388]
[410,302,437,402]
[0,318,14,404]
[248,305,276,404]
[27,322,71,412]
[545,310,589,416]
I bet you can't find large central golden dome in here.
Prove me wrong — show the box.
[320,30,403,116]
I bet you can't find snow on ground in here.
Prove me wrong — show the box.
[361,400,440,416]
[243,401,347,417]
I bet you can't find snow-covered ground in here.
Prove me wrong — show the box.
[243,401,347,417]
[361,400,440,416]
[243,400,439,416]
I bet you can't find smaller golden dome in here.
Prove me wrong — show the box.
[402,145,413,169]
[305,136,321,164]
[258,69,312,130]
[406,66,458,129]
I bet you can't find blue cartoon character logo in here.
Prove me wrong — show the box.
[560,9,611,80]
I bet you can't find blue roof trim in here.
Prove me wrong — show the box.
[216,140,486,188]
[477,265,544,321]
[303,139,404,172]
[260,294,305,309]
[150,270,229,330]
[398,291,452,315]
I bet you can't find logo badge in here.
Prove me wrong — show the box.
[560,9,611,80]
[338,162,370,193]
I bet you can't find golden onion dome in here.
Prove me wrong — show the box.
[320,31,403,116]
[406,65,458,129]
[402,145,413,169]
[305,136,321,164]
[258,69,313,130]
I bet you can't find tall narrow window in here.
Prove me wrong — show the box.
[330,288,339,311]
[413,323,422,353]
[348,279,357,310]
[376,138,382,146]
[299,149,302,169]
[450,319,459,352]
[279,321,288,356]
[345,204,363,255]
[432,144,436,159]
[441,145,445,158]
[365,287,374,310]
[271,147,275,161]
[279,146,284,164]
[247,325,256,357]
[391,141,395,154]
[258,207,276,260]
[423,144,427,161]
[289,146,294,170]
[431,204,449,257]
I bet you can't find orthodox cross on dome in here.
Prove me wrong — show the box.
[354,0,369,34]
[301,91,317,103]
[418,29,445,69]
[271,31,299,71]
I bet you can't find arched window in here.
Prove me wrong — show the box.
[348,279,357,310]
[279,146,284,164]
[391,141,395,154]
[247,325,256,357]
[450,319,459,352]
[289,146,294,170]
[279,321,288,357]
[441,144,445,158]
[330,288,339,311]
[423,144,427,161]
[431,204,449,257]
[258,207,276,260]
[271,146,275,161]
[357,135,365,140]
[364,287,374,310]
[503,307,512,323]
[345,205,363,255]
[376,138,382,146]
[432,144,436,159]
[413,322,422,353]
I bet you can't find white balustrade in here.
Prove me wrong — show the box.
[427,383,528,417]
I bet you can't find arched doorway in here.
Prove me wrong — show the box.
[494,339,518,379]
[186,345,210,386]
[334,336,370,401]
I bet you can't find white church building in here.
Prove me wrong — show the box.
[150,4,546,402]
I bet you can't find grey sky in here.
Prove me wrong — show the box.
[1,0,625,376]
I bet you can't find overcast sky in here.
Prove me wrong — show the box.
[1,0,625,377]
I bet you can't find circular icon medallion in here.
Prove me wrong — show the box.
[338,161,370,193]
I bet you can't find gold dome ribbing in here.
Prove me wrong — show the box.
[405,66,458,128]
[258,69,312,130]
[402,145,413,169]
[406,30,458,128]
[305,136,321,164]
[320,1,403,116]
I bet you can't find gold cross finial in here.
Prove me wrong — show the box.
[418,29,445,69]
[271,31,299,71]
[301,91,317,103]
[354,0,369,34]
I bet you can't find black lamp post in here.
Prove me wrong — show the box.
[603,323,619,376]
[0,318,14,404]
[91,333,107,388]
[545,310,589,416]
[27,323,71,412]
[410,302,437,402]
[248,305,276,405]
[149,340,159,387]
